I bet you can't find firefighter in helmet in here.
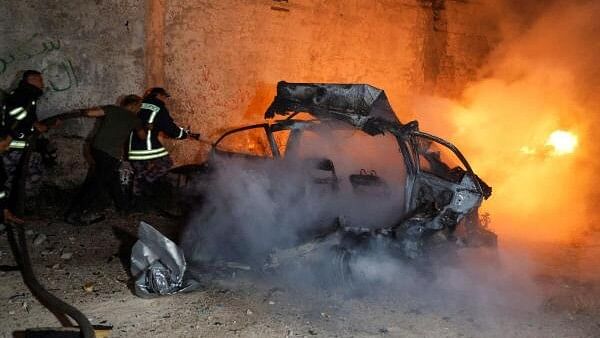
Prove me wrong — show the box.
[1,70,53,207]
[128,87,195,202]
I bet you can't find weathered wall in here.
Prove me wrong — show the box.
[0,0,145,115]
[161,0,497,164]
[0,0,498,186]
[145,0,167,87]
[0,0,145,187]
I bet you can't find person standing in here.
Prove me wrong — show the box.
[1,70,51,204]
[127,87,192,199]
[64,95,144,225]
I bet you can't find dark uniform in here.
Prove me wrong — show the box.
[128,96,187,196]
[0,160,8,223]
[66,104,143,220]
[1,81,44,199]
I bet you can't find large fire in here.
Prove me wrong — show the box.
[208,0,598,246]
[412,0,599,244]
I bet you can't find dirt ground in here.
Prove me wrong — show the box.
[1,208,600,338]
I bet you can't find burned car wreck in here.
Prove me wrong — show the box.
[205,81,494,255]
[133,81,496,296]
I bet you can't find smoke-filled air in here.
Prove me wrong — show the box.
[178,0,599,325]
[412,0,599,243]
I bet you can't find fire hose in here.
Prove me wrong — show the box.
[8,127,96,337]
[184,127,211,145]
[5,222,96,338]
[5,111,204,336]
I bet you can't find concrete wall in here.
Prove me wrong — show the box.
[0,0,145,115]
[0,0,145,187]
[161,0,496,164]
[0,0,497,187]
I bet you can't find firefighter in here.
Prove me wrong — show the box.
[64,95,145,225]
[1,70,51,203]
[128,87,194,200]
[0,128,24,225]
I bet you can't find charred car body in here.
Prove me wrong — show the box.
[196,82,495,260]
[135,81,496,296]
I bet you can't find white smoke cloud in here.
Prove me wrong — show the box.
[180,119,542,318]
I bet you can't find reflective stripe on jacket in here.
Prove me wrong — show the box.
[2,82,42,151]
[128,97,187,161]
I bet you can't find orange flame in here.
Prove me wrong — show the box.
[413,76,590,244]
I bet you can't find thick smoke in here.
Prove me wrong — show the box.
[179,0,600,318]
[181,120,541,317]
[182,126,407,264]
[350,247,541,313]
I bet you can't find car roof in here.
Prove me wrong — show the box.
[265,81,401,133]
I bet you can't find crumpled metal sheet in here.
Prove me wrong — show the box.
[130,222,200,297]
[265,81,401,130]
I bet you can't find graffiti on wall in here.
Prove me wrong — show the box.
[0,33,79,92]
[41,58,78,92]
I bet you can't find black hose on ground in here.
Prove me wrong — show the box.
[7,125,95,337]
[6,222,96,338]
